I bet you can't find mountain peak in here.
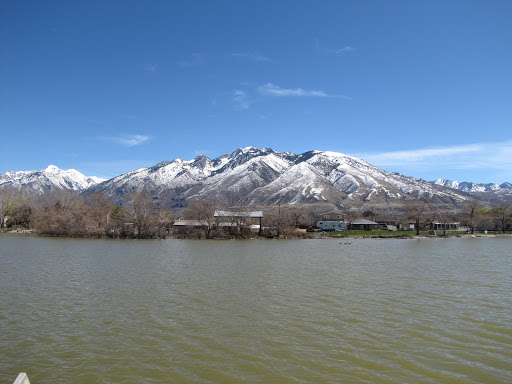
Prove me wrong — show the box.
[433,178,511,193]
[3,148,511,208]
[44,164,61,173]
[1,166,104,193]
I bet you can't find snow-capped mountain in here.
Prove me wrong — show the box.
[433,179,512,204]
[5,149,509,209]
[89,147,473,209]
[0,165,105,193]
[433,179,512,193]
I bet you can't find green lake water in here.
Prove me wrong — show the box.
[1,234,511,383]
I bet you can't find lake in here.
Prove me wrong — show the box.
[1,234,511,383]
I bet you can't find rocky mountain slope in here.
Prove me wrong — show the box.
[433,179,512,193]
[4,148,510,210]
[89,147,473,210]
[0,165,105,194]
[433,179,512,204]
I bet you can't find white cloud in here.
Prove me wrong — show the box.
[258,83,350,99]
[258,83,328,97]
[223,82,349,110]
[363,144,482,164]
[232,89,252,110]
[315,39,356,56]
[333,46,355,54]
[178,53,203,67]
[229,52,272,62]
[99,134,150,147]
[358,141,512,176]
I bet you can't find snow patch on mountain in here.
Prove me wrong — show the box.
[433,179,510,193]
[87,147,475,207]
[0,165,105,193]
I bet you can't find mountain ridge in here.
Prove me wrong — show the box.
[88,147,475,210]
[2,148,510,209]
[433,179,512,193]
[0,165,105,193]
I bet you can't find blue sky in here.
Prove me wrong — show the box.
[1,1,511,183]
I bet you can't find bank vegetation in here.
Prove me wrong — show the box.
[1,187,511,239]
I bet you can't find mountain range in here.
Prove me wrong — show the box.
[0,165,105,194]
[2,147,511,211]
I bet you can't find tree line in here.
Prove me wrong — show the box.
[0,188,173,238]
[404,200,512,235]
[1,187,511,238]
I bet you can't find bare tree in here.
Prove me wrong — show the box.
[155,208,175,238]
[9,191,33,229]
[128,190,157,238]
[458,201,484,234]
[105,206,127,238]
[344,209,360,231]
[488,205,511,234]
[303,208,318,227]
[404,200,432,236]
[286,207,304,229]
[185,200,217,238]
[31,189,87,236]
[434,212,453,236]
[85,191,112,236]
[0,188,14,230]
[261,205,302,237]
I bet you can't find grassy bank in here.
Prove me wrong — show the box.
[306,230,512,238]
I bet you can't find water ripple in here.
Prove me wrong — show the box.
[1,236,512,383]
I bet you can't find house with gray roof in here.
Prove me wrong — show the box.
[318,211,346,221]
[349,219,379,231]
[214,210,263,235]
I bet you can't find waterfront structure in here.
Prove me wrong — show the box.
[214,210,263,235]
[319,211,346,221]
[349,219,379,231]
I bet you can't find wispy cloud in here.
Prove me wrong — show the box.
[144,63,157,72]
[218,82,349,111]
[232,89,253,110]
[178,53,203,67]
[98,134,150,147]
[258,83,328,97]
[315,39,356,56]
[258,83,350,99]
[80,159,157,179]
[358,141,512,179]
[229,52,272,62]
[332,46,355,55]
[362,144,482,164]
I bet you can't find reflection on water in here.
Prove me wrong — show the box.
[1,235,511,383]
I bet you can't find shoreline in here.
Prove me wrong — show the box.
[2,230,511,240]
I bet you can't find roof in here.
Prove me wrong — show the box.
[173,220,204,226]
[320,211,345,216]
[217,222,261,229]
[351,219,378,225]
[375,216,400,223]
[214,210,263,218]
[432,221,460,224]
